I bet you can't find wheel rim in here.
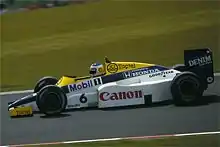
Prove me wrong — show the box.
[178,77,199,102]
[43,92,62,113]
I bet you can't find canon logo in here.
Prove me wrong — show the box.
[99,90,143,101]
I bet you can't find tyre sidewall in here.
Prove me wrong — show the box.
[171,72,204,106]
[36,85,67,115]
[34,76,58,93]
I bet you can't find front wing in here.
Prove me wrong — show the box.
[9,106,33,117]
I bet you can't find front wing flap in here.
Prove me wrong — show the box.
[9,106,33,117]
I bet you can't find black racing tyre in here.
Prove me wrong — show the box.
[172,64,187,72]
[36,85,67,116]
[34,76,58,93]
[170,72,205,106]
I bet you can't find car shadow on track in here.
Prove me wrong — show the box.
[177,95,220,107]
[40,113,71,119]
[67,95,220,112]
[37,95,220,118]
[99,100,174,111]
[61,100,174,113]
[207,95,220,103]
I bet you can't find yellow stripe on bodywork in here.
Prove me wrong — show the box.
[105,61,155,74]
[56,61,155,87]
[56,76,75,87]
[56,76,92,87]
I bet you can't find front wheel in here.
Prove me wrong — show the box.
[36,85,67,116]
[34,76,58,93]
[170,72,205,106]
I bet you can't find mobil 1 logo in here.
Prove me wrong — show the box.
[93,77,102,86]
[68,77,103,92]
[68,80,93,92]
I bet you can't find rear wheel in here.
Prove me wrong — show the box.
[36,85,67,116]
[34,76,58,93]
[171,72,205,106]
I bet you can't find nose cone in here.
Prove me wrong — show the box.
[8,93,37,109]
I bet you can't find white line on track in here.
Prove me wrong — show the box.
[1,73,220,146]
[4,131,220,147]
[175,131,220,136]
[0,90,33,96]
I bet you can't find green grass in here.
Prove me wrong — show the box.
[1,0,220,91]
[26,134,220,147]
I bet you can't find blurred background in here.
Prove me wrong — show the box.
[0,0,91,14]
[1,0,219,91]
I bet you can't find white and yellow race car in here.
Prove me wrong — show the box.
[8,48,214,117]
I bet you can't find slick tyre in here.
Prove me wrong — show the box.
[171,72,205,106]
[36,85,67,116]
[34,76,58,93]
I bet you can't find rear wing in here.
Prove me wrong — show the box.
[184,48,214,86]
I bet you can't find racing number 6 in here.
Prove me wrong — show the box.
[79,94,87,103]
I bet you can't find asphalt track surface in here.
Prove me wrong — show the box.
[1,93,220,146]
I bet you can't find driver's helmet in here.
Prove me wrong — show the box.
[89,63,105,77]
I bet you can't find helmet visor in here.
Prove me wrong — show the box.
[90,68,97,75]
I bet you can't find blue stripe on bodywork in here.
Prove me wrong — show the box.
[62,65,169,93]
[101,71,125,84]
[101,66,169,84]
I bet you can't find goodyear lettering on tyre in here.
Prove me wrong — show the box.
[149,70,174,78]
[118,64,136,70]
[107,63,118,73]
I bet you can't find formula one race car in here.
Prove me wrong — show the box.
[8,48,214,117]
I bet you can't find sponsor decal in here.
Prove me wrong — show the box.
[16,110,31,116]
[93,77,102,86]
[107,63,136,73]
[188,55,212,66]
[68,80,93,92]
[118,63,136,70]
[100,90,143,101]
[149,70,174,78]
[107,63,118,73]
[79,94,87,103]
[123,68,160,78]
[68,78,102,92]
